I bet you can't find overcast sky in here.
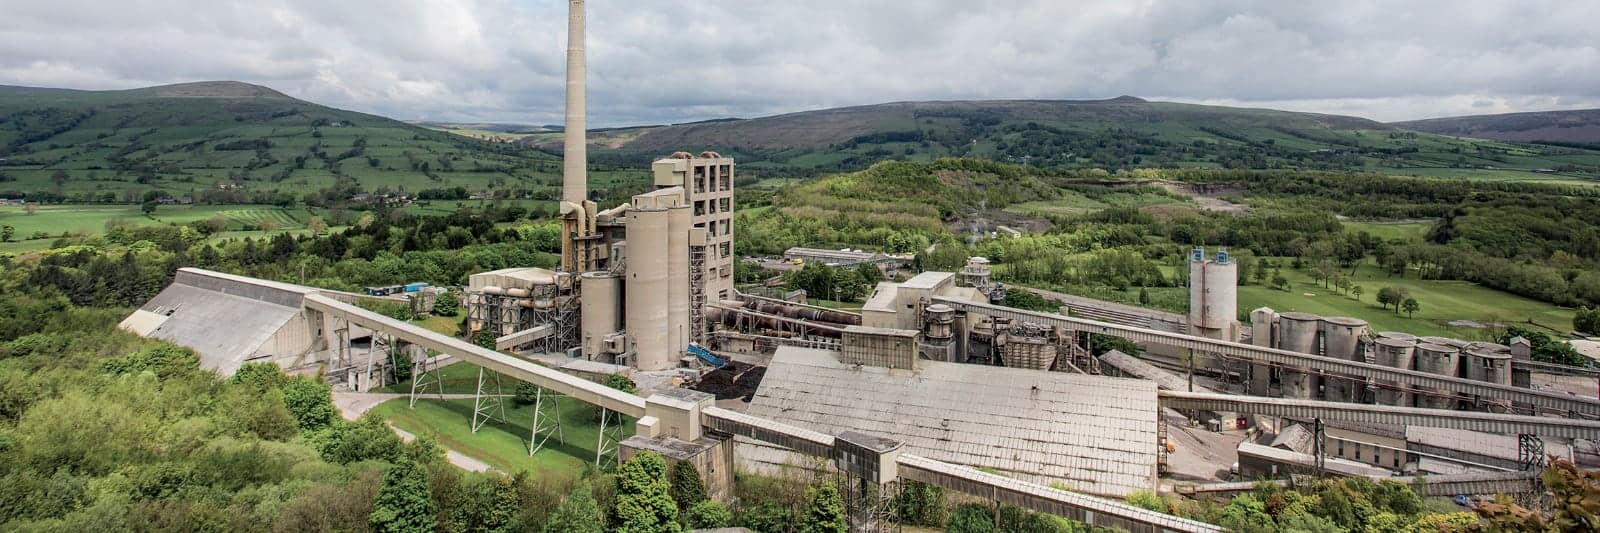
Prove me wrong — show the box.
[3,0,1598,126]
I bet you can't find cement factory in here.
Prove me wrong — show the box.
[117,1,1600,531]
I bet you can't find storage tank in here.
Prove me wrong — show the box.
[1414,342,1461,409]
[667,205,690,351]
[580,272,621,360]
[1188,248,1239,340]
[1321,316,1368,402]
[1463,342,1513,386]
[626,208,672,371]
[1372,337,1417,406]
[1276,312,1322,399]
[1247,307,1277,395]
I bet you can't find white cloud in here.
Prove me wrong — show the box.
[0,0,1595,125]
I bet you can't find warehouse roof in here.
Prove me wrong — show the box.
[744,346,1160,496]
[118,269,308,375]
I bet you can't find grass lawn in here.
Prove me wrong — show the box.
[413,315,463,337]
[0,204,313,239]
[377,361,487,394]
[1240,260,1576,338]
[369,395,631,478]
[1341,220,1433,242]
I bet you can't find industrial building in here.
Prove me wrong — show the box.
[782,247,911,269]
[740,345,1160,497]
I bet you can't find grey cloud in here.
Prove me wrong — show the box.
[1,0,1596,125]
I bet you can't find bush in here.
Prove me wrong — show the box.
[370,460,435,533]
[280,377,337,431]
[612,451,679,533]
[99,345,199,380]
[801,483,847,533]
[946,503,995,533]
[669,462,708,512]
[686,500,732,529]
[432,292,458,317]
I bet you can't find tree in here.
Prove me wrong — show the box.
[50,169,68,188]
[1375,287,1394,309]
[1401,298,1420,318]
[307,215,329,236]
[141,200,158,215]
[370,461,436,533]
[669,462,708,513]
[1272,274,1290,291]
[281,377,336,431]
[1,224,13,243]
[612,451,680,533]
[1333,275,1351,295]
[1138,286,1150,305]
[1475,458,1598,531]
[1576,307,1600,336]
[1350,285,1364,301]
[433,291,459,317]
[685,501,732,529]
[801,483,847,533]
[545,483,605,533]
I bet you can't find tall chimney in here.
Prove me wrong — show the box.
[562,0,587,205]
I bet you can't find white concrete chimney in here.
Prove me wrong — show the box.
[562,0,587,205]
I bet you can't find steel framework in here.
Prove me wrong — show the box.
[471,367,508,433]
[840,474,899,533]
[409,349,446,409]
[527,386,565,455]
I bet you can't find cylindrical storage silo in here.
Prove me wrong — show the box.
[667,205,690,351]
[1414,342,1461,409]
[1321,317,1368,402]
[1276,312,1322,399]
[1378,331,1419,343]
[626,208,672,371]
[1189,249,1240,340]
[1247,307,1277,395]
[1372,337,1417,406]
[1463,342,1513,386]
[580,272,621,360]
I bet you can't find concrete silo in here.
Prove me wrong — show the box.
[1372,336,1417,406]
[667,205,691,352]
[1320,316,1369,402]
[580,271,621,360]
[1188,248,1239,341]
[1463,342,1513,386]
[1276,312,1322,399]
[1414,342,1461,409]
[1247,307,1278,396]
[626,207,671,370]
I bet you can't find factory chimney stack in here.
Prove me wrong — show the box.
[562,0,587,205]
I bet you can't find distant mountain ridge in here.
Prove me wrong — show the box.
[0,81,555,203]
[1392,109,1600,145]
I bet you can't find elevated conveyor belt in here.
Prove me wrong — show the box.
[305,294,647,417]
[1180,470,1540,498]
[1158,391,1600,440]
[935,297,1600,417]
[303,292,1217,532]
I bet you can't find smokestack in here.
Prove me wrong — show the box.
[562,0,587,204]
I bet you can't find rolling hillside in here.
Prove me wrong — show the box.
[523,97,1600,183]
[0,81,563,203]
[1392,108,1600,146]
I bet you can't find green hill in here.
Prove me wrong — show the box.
[0,81,562,204]
[525,97,1600,183]
[1392,108,1600,146]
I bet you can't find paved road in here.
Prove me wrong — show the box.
[333,392,501,473]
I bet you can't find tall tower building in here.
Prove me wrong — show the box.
[653,152,736,301]
[1188,247,1239,341]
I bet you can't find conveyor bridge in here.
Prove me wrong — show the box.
[936,297,1600,418]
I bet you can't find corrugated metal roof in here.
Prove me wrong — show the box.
[135,283,302,374]
[745,347,1160,496]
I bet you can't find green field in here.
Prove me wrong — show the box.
[1005,190,1188,217]
[370,394,631,478]
[1340,220,1434,241]
[0,203,313,239]
[1240,260,1576,338]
